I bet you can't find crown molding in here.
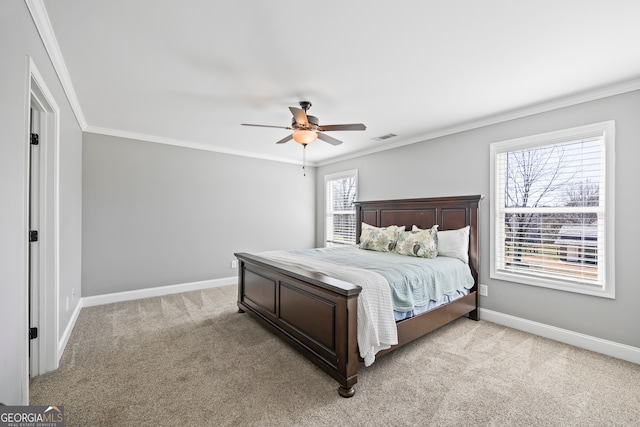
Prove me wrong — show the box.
[318,77,640,167]
[25,0,87,129]
[84,126,306,166]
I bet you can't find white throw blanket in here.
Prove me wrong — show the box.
[259,250,398,366]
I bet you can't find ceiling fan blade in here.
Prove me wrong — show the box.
[317,132,343,146]
[242,123,292,130]
[317,123,366,132]
[275,134,293,144]
[289,107,309,126]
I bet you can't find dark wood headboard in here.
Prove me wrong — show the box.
[355,195,483,286]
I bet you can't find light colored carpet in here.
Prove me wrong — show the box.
[30,285,640,426]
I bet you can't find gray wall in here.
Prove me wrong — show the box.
[0,1,83,404]
[82,133,316,296]
[316,90,640,349]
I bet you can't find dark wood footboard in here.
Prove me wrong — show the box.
[235,252,362,397]
[236,195,482,397]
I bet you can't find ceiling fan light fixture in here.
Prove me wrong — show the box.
[292,130,318,145]
[241,101,365,148]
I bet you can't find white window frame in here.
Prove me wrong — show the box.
[490,121,615,298]
[324,169,358,247]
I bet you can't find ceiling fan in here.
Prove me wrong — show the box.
[241,101,366,146]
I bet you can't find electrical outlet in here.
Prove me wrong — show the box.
[231,260,238,269]
[479,284,488,297]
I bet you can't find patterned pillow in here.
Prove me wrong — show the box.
[413,225,469,263]
[359,223,405,252]
[395,225,439,258]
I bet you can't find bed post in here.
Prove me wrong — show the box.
[237,261,245,313]
[337,293,359,398]
[467,196,482,321]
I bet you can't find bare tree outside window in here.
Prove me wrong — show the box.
[504,143,572,266]
[500,136,602,280]
[565,179,600,207]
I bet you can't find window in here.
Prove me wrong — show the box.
[325,170,358,247]
[490,121,615,298]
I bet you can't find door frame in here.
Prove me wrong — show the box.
[25,56,60,381]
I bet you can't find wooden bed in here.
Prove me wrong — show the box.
[235,194,482,397]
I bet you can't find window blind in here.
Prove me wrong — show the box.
[325,171,357,246]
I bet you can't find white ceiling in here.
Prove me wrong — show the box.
[38,0,640,166]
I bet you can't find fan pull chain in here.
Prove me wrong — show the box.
[302,144,307,176]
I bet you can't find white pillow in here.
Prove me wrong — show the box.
[413,225,470,263]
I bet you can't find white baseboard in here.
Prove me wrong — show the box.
[82,277,237,307]
[480,308,640,365]
[58,298,83,363]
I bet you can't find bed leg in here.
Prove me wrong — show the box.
[338,386,355,398]
[237,308,245,313]
[468,308,479,321]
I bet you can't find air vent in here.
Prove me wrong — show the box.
[372,133,397,141]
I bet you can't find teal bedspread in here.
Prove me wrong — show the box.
[289,246,474,313]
